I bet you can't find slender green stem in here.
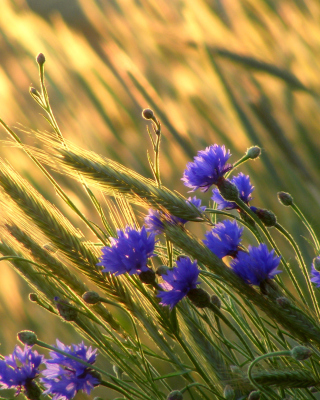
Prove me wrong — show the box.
[275,222,320,319]
[291,203,320,253]
[247,350,291,400]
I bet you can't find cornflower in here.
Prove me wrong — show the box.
[41,341,99,400]
[230,244,281,286]
[157,257,200,309]
[182,144,232,192]
[0,345,43,399]
[145,196,206,235]
[310,256,320,287]
[203,220,243,258]
[97,226,156,276]
[212,172,254,210]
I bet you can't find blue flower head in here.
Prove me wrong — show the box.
[157,257,200,309]
[97,226,156,276]
[203,220,243,258]
[145,197,206,235]
[182,144,232,192]
[41,340,99,400]
[310,256,320,287]
[212,173,254,210]
[0,345,43,394]
[230,244,282,286]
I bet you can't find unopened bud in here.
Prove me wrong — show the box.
[17,330,37,346]
[156,265,169,276]
[277,192,293,206]
[82,291,101,304]
[29,87,40,97]
[139,269,156,285]
[248,390,261,400]
[250,206,277,227]
[210,295,221,309]
[36,53,45,65]
[290,346,312,361]
[246,146,261,159]
[223,384,235,400]
[29,293,38,302]
[313,257,320,272]
[217,178,239,202]
[55,297,78,321]
[142,108,154,120]
[167,390,183,400]
[187,288,211,308]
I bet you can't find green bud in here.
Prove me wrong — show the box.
[167,390,183,400]
[290,346,312,361]
[156,265,169,276]
[29,293,38,302]
[29,87,40,97]
[36,53,46,65]
[313,257,320,272]
[82,291,101,304]
[142,108,154,120]
[248,390,261,400]
[246,146,261,159]
[139,269,156,285]
[250,207,277,227]
[217,178,239,202]
[276,297,291,308]
[223,384,235,400]
[17,330,37,346]
[277,191,293,206]
[187,288,211,308]
[211,295,221,309]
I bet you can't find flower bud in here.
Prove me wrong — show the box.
[187,288,211,308]
[250,207,277,227]
[166,390,183,400]
[290,346,312,361]
[313,256,320,272]
[210,295,221,309]
[142,108,154,120]
[55,297,78,321]
[29,293,38,302]
[217,178,239,202]
[17,330,37,346]
[29,87,40,97]
[223,384,235,400]
[156,265,169,276]
[277,192,293,206]
[139,269,156,285]
[246,146,261,159]
[248,390,261,400]
[36,53,46,65]
[82,291,101,304]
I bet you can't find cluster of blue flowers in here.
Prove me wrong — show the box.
[0,341,99,400]
[96,144,287,309]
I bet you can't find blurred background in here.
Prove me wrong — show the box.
[0,0,320,380]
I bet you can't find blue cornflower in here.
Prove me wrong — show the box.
[157,257,200,309]
[97,226,156,276]
[145,197,206,234]
[212,172,254,210]
[0,345,43,394]
[310,256,320,287]
[41,340,99,400]
[203,220,243,258]
[230,244,281,286]
[182,144,233,192]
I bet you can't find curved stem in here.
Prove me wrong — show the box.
[291,203,320,253]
